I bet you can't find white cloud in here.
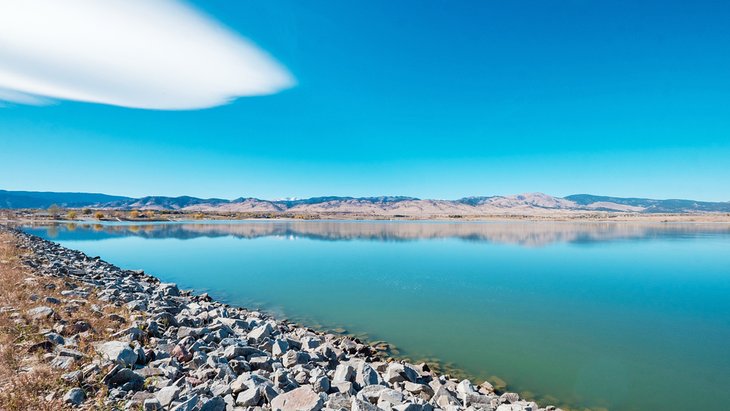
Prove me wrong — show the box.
[0,0,294,110]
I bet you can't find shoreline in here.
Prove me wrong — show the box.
[0,225,561,411]
[4,208,730,225]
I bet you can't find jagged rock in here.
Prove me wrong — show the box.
[96,341,137,366]
[270,386,323,411]
[432,386,460,408]
[479,380,495,394]
[63,387,85,406]
[355,361,380,387]
[393,404,434,411]
[352,397,380,411]
[377,388,404,407]
[333,363,354,382]
[500,392,520,404]
[155,385,181,407]
[236,386,261,406]
[404,382,434,399]
[249,323,274,343]
[171,395,200,411]
[27,306,55,320]
[457,379,477,396]
[143,398,162,410]
[326,392,352,410]
[312,375,330,393]
[357,384,388,403]
[385,363,418,383]
[272,338,289,357]
[200,396,226,411]
[171,344,192,362]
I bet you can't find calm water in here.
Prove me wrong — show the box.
[25,221,730,411]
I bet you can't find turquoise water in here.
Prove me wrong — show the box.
[25,221,730,411]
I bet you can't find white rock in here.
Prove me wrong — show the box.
[270,386,323,411]
[155,385,180,407]
[96,341,138,366]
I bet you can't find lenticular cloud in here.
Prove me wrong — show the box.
[0,0,294,110]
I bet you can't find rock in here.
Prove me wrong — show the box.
[432,386,460,408]
[355,362,380,387]
[377,388,404,407]
[155,385,181,407]
[63,387,85,406]
[44,296,61,304]
[326,392,351,410]
[249,323,274,343]
[351,397,380,411]
[56,347,86,359]
[250,355,274,371]
[159,283,180,296]
[200,396,227,411]
[496,404,533,411]
[333,363,354,383]
[171,395,200,411]
[28,340,55,353]
[457,379,477,396]
[96,341,137,366]
[27,306,55,320]
[143,398,162,411]
[384,363,418,383]
[171,344,192,362]
[236,386,261,407]
[331,381,355,395]
[479,380,495,394]
[44,332,65,345]
[312,375,330,393]
[61,370,83,383]
[282,350,309,368]
[500,392,520,404]
[272,338,289,357]
[105,367,144,390]
[404,382,434,400]
[270,386,323,411]
[393,404,433,411]
[357,384,388,403]
[50,355,75,369]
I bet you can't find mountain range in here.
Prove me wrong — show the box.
[1,190,729,215]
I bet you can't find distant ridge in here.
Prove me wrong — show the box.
[1,189,729,214]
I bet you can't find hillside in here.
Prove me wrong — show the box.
[1,190,729,215]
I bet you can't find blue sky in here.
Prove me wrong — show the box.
[1,0,729,201]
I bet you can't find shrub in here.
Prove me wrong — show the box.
[47,204,60,218]
[129,210,140,219]
[94,211,104,220]
[66,211,78,219]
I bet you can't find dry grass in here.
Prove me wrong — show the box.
[0,231,133,410]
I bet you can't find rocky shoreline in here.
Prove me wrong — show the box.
[1,225,559,411]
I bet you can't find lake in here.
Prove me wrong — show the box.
[23,221,730,411]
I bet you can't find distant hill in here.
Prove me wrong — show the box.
[564,194,730,213]
[0,190,131,209]
[1,189,729,215]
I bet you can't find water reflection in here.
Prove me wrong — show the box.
[25,220,730,246]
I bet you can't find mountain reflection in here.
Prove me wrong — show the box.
[24,221,730,247]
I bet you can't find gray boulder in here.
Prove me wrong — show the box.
[27,306,55,320]
[236,386,261,407]
[63,387,85,406]
[155,385,181,407]
[96,341,137,366]
[270,386,323,411]
[333,363,354,383]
